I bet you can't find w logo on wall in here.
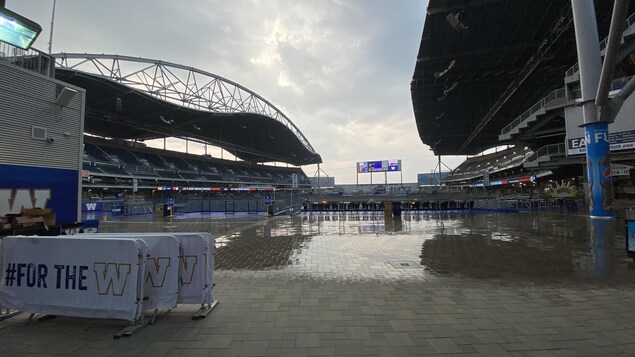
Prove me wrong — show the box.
[0,189,51,215]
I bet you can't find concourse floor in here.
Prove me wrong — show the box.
[2,211,635,356]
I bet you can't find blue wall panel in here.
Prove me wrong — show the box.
[0,164,79,225]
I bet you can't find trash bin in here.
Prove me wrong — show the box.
[154,204,164,217]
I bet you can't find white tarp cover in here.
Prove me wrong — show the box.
[86,233,215,304]
[93,234,181,310]
[0,237,148,321]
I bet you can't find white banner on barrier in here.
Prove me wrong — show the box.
[85,233,215,305]
[0,237,148,321]
[94,235,181,311]
[179,233,215,305]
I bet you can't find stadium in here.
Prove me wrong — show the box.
[2,0,635,228]
[6,3,635,353]
[1,47,325,223]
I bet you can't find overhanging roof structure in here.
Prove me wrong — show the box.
[411,0,621,156]
[54,53,322,166]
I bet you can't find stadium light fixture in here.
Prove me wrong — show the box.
[0,7,42,50]
[54,87,78,107]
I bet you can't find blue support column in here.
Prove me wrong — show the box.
[572,0,614,218]
[584,122,613,217]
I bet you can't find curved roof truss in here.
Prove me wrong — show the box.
[54,53,317,157]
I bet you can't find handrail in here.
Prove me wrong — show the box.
[0,43,54,77]
[501,88,566,135]
[568,75,633,100]
[525,143,566,163]
[565,12,635,78]
[502,75,632,137]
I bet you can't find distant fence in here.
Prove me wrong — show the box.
[82,195,308,216]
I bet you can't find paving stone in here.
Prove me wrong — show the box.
[296,333,322,348]
[427,337,463,353]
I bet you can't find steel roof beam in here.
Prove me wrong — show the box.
[457,4,573,153]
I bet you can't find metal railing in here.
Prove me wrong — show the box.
[568,75,633,100]
[501,88,566,135]
[0,42,54,77]
[565,12,635,78]
[525,143,566,164]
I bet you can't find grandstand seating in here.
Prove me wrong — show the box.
[82,136,311,187]
[445,147,533,183]
[84,143,112,163]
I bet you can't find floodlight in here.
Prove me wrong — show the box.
[0,7,42,50]
[54,87,78,107]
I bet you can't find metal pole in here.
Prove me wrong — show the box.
[596,0,630,109]
[317,163,321,193]
[48,0,57,54]
[437,156,443,187]
[572,0,613,218]
[572,0,602,124]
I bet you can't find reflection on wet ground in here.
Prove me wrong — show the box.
[99,211,635,286]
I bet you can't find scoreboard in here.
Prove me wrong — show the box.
[357,160,401,173]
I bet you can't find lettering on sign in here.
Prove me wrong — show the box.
[93,263,131,296]
[145,257,170,288]
[180,256,198,284]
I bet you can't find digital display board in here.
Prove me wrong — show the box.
[0,7,42,50]
[357,160,401,173]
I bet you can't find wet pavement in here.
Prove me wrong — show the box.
[3,211,635,356]
[98,211,635,286]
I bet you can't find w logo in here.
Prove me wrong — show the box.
[85,203,97,211]
[145,257,170,288]
[93,263,131,296]
[0,189,51,216]
[180,256,197,284]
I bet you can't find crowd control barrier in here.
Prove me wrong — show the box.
[0,236,149,337]
[91,234,182,317]
[83,232,217,319]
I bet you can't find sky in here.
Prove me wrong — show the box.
[7,0,467,184]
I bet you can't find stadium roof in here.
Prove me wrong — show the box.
[54,53,322,166]
[411,0,622,156]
